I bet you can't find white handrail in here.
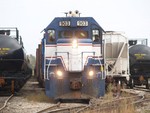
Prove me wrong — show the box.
[98,58,105,79]
[46,57,52,80]
[44,39,46,80]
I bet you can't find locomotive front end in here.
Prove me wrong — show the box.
[41,11,105,100]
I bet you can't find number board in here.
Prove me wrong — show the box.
[77,21,88,26]
[59,21,70,26]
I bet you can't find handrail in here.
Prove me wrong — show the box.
[46,57,52,80]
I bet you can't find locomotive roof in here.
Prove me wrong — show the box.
[44,17,105,32]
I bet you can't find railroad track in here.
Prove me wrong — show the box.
[36,87,150,113]
[0,94,14,112]
[134,86,150,93]
[36,95,144,113]
[126,87,150,106]
[77,88,150,113]
[76,95,145,113]
[122,87,150,98]
[37,102,87,113]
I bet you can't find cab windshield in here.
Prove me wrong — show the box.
[59,30,88,39]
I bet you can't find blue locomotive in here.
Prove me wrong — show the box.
[36,11,105,100]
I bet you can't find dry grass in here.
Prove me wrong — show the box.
[104,83,114,100]
[117,98,136,113]
[84,84,136,113]
[144,110,150,113]
[105,84,136,113]
[25,91,54,103]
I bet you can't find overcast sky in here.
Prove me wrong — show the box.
[0,0,150,55]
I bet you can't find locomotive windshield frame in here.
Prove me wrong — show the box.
[58,30,88,39]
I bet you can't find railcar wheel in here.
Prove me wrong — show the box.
[129,78,134,89]
[14,80,24,92]
[146,78,150,89]
[121,81,127,89]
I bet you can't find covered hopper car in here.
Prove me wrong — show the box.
[103,31,130,88]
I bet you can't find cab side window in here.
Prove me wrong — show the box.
[48,30,55,42]
[92,30,100,42]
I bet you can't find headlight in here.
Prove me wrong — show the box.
[89,70,94,77]
[72,39,78,48]
[56,70,63,79]
[87,70,95,79]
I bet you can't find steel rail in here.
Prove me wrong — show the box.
[0,94,14,111]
